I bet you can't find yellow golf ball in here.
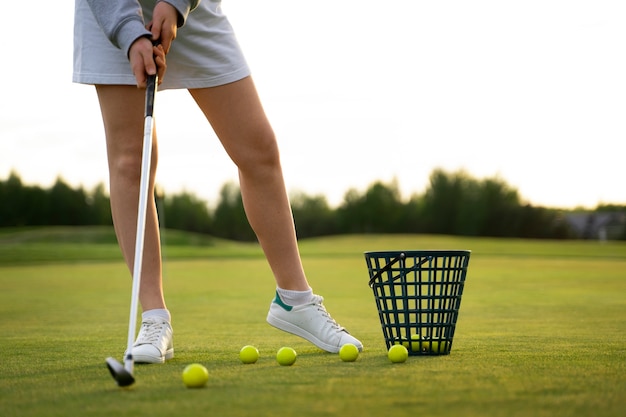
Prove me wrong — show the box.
[182,363,209,388]
[401,333,423,352]
[276,347,297,366]
[239,345,260,364]
[388,345,408,363]
[339,343,359,362]
[429,340,449,354]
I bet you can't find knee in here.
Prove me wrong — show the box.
[233,128,281,175]
[110,153,142,186]
[108,138,158,185]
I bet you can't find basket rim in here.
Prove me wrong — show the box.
[364,250,471,257]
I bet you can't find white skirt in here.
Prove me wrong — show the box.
[73,0,250,90]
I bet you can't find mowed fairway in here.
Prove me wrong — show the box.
[1,230,625,417]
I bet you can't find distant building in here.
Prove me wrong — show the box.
[564,212,626,240]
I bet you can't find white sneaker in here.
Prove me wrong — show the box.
[266,292,363,353]
[130,318,174,363]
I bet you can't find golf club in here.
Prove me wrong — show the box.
[106,73,158,387]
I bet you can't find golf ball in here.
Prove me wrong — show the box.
[240,345,260,364]
[388,345,408,363]
[276,347,297,366]
[339,343,359,362]
[182,363,209,388]
[400,333,423,352]
[429,340,449,354]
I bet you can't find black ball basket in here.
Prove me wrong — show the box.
[365,250,470,355]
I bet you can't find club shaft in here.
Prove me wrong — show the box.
[125,75,158,374]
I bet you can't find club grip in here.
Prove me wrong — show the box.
[145,74,158,118]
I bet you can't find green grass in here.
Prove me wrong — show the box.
[1,228,625,417]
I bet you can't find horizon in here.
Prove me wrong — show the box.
[2,167,621,212]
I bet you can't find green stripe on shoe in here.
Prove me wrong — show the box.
[273,291,293,311]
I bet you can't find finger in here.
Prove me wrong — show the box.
[153,45,167,83]
[128,37,158,88]
[153,44,166,61]
[137,55,158,88]
[150,20,161,42]
[159,25,174,54]
[132,65,147,88]
[144,49,157,76]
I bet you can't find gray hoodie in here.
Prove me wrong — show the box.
[85,0,200,56]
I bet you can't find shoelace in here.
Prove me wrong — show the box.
[136,319,167,344]
[311,296,345,331]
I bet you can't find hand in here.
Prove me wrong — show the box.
[147,1,179,54]
[128,38,167,88]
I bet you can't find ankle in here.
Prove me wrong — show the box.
[276,287,313,307]
[142,308,171,323]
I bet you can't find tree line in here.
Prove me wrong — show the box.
[1,169,623,240]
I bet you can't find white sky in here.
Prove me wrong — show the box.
[1,1,625,209]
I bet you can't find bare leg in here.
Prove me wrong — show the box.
[190,77,310,291]
[95,85,166,312]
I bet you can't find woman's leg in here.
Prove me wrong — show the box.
[96,85,166,310]
[190,77,362,352]
[190,77,309,291]
[95,85,173,363]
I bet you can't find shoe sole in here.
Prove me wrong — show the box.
[133,349,174,364]
[267,312,342,353]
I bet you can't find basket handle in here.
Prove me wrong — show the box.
[368,253,433,287]
[368,253,406,287]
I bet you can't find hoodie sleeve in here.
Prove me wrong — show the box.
[85,1,200,57]
[85,0,152,57]
[158,0,201,27]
